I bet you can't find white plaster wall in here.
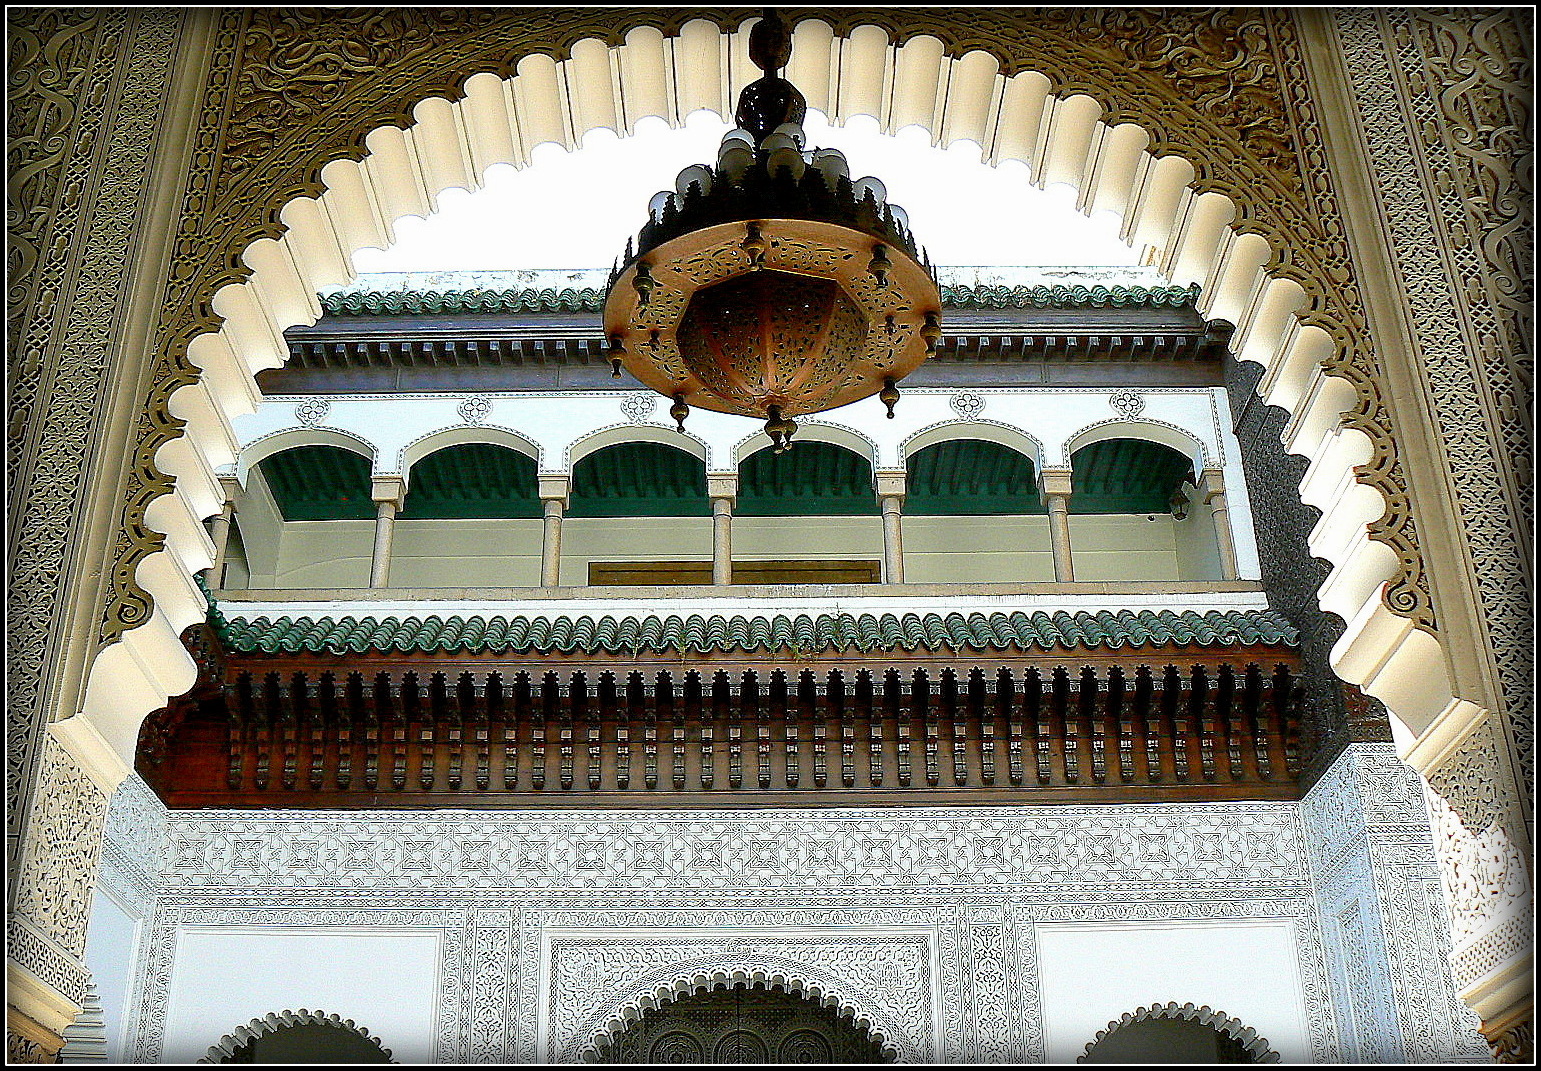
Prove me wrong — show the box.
[395,518,544,586]
[267,519,374,587]
[81,886,141,1063]
[730,515,885,563]
[1172,501,1225,581]
[1035,919,1309,1062]
[160,927,441,1063]
[904,515,1056,583]
[560,516,714,581]
[236,513,1218,590]
[231,467,286,584]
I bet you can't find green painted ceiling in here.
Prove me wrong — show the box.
[258,445,375,521]
[906,440,1042,515]
[738,441,878,516]
[570,441,709,517]
[259,437,1200,522]
[400,443,539,519]
[1070,438,1195,515]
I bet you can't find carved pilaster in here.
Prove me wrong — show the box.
[1417,716,1532,1052]
[9,737,110,1040]
[7,1011,60,1063]
[1484,1013,1534,1064]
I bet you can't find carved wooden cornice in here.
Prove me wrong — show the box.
[101,7,1441,651]
[141,649,1306,810]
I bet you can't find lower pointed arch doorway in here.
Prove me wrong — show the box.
[591,981,894,1064]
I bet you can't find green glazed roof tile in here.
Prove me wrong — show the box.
[218,608,1299,656]
[318,282,1200,317]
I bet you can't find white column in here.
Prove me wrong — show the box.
[708,473,737,586]
[875,470,906,584]
[369,476,405,588]
[1040,468,1076,583]
[204,476,242,589]
[538,475,569,588]
[1199,468,1241,580]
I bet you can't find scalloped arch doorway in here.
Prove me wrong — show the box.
[66,9,1521,1049]
[101,12,1442,762]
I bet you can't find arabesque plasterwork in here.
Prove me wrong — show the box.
[100,746,1483,1063]
[1334,7,1532,801]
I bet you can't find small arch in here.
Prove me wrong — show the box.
[566,422,709,472]
[732,420,879,470]
[569,440,710,517]
[398,423,541,481]
[591,982,892,1064]
[236,427,377,486]
[1068,437,1195,516]
[249,443,377,521]
[399,441,540,519]
[905,438,1042,515]
[738,439,878,516]
[900,418,1045,470]
[1062,417,1207,475]
[199,1009,394,1064]
[1079,1002,1279,1064]
[578,963,906,1063]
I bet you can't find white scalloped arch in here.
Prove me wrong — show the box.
[198,1008,394,1064]
[92,12,1456,809]
[396,424,542,482]
[576,960,908,1063]
[1062,418,1207,475]
[1078,1001,1279,1064]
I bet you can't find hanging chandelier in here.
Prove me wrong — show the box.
[602,10,941,451]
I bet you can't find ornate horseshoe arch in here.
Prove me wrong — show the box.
[199,1009,394,1063]
[574,961,908,1063]
[9,7,1526,1058]
[1079,1002,1280,1063]
[99,13,1439,738]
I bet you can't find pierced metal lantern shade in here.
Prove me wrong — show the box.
[604,218,939,425]
[601,10,941,448]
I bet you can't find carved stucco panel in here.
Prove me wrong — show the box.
[1334,7,1533,802]
[1417,718,1532,1018]
[10,736,111,1008]
[6,6,183,871]
[1299,743,1490,1061]
[545,932,936,1061]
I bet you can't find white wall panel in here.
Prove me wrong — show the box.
[1035,919,1309,1062]
[160,928,441,1063]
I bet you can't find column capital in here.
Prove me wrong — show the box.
[1198,467,1227,502]
[874,469,906,501]
[537,474,570,507]
[706,472,738,505]
[1038,467,1074,499]
[370,475,406,507]
[216,474,244,504]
